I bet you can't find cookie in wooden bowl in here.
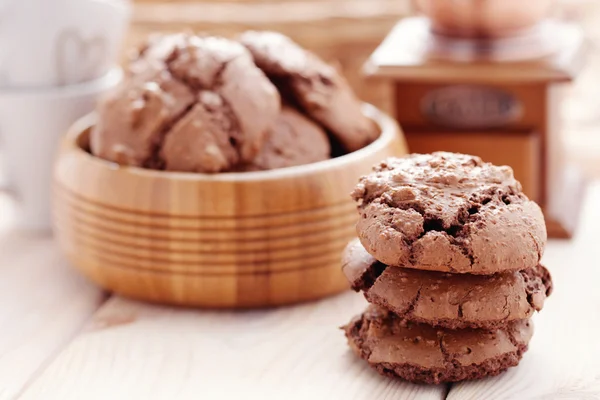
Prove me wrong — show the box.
[52,32,408,308]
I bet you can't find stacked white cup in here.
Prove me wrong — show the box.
[0,0,130,232]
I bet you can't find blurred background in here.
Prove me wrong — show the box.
[1,0,598,233]
[126,0,599,178]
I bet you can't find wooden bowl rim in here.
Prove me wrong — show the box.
[64,103,400,183]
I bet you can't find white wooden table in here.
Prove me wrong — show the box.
[1,184,599,400]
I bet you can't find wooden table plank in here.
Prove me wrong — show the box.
[14,184,600,400]
[0,196,106,400]
[18,292,446,400]
[447,183,600,399]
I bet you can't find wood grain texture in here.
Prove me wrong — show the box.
[16,182,600,399]
[18,292,446,400]
[52,105,407,308]
[0,198,105,400]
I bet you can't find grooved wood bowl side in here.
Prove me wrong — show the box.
[52,104,407,308]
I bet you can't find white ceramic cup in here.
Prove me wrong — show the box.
[0,68,122,232]
[0,0,130,88]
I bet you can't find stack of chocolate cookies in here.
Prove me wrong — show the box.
[342,152,553,384]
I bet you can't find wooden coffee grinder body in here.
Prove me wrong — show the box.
[365,18,588,238]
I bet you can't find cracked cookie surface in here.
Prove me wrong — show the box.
[344,305,533,384]
[240,106,331,171]
[343,239,552,330]
[351,152,547,274]
[91,33,280,173]
[90,66,195,167]
[239,30,379,153]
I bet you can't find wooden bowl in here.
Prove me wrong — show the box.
[52,104,407,308]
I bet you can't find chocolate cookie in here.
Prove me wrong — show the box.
[343,239,552,330]
[344,305,533,384]
[242,106,331,171]
[92,33,280,173]
[239,31,379,153]
[351,153,547,274]
[90,67,195,167]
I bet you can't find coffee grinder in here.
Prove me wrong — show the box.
[365,0,588,238]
